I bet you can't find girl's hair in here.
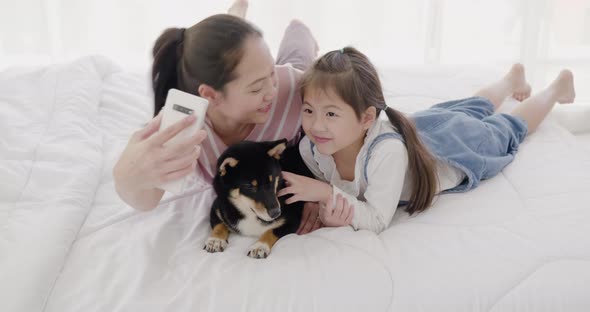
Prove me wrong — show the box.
[299,47,438,215]
[151,14,263,116]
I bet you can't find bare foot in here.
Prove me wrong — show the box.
[550,69,576,104]
[506,63,532,102]
[228,0,248,19]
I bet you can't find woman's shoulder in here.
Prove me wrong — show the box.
[268,64,303,125]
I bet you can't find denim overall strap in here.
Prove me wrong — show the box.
[364,132,409,207]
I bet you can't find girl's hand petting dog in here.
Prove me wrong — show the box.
[279,171,354,229]
[278,171,332,204]
[319,193,354,227]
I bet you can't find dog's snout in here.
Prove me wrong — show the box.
[268,206,281,219]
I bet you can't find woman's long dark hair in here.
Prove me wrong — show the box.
[151,14,262,116]
[299,47,438,214]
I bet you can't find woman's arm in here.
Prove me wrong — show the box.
[113,185,165,212]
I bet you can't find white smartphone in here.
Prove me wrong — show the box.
[157,88,209,194]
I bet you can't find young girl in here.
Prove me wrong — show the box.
[278,47,576,233]
[113,1,319,214]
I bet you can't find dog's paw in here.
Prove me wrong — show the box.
[247,241,271,259]
[204,237,228,253]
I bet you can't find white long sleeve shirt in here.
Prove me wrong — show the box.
[299,119,464,233]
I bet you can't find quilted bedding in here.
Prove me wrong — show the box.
[1,56,589,312]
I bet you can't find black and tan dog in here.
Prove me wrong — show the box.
[203,139,311,259]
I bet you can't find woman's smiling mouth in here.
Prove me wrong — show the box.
[257,103,271,113]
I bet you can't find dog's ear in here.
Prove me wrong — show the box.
[219,157,239,176]
[266,139,288,160]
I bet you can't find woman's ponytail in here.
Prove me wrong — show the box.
[151,27,185,117]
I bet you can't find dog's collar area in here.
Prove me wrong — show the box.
[250,207,277,225]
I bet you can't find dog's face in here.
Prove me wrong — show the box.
[214,139,287,222]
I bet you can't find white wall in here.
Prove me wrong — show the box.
[1,0,589,101]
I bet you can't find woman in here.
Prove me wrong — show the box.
[113,1,322,234]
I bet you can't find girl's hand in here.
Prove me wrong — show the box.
[277,171,332,204]
[113,112,207,193]
[319,193,354,227]
[297,202,323,235]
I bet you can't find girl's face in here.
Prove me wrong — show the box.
[301,87,374,157]
[215,36,277,124]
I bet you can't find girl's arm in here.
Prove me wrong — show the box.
[331,140,408,233]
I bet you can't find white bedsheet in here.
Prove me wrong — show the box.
[1,56,589,312]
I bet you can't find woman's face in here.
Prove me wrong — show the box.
[216,36,277,124]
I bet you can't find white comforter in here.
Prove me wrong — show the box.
[1,56,589,312]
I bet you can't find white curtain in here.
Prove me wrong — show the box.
[1,0,589,101]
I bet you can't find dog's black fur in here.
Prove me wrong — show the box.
[203,139,313,258]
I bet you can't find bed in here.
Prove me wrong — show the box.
[1,56,589,312]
